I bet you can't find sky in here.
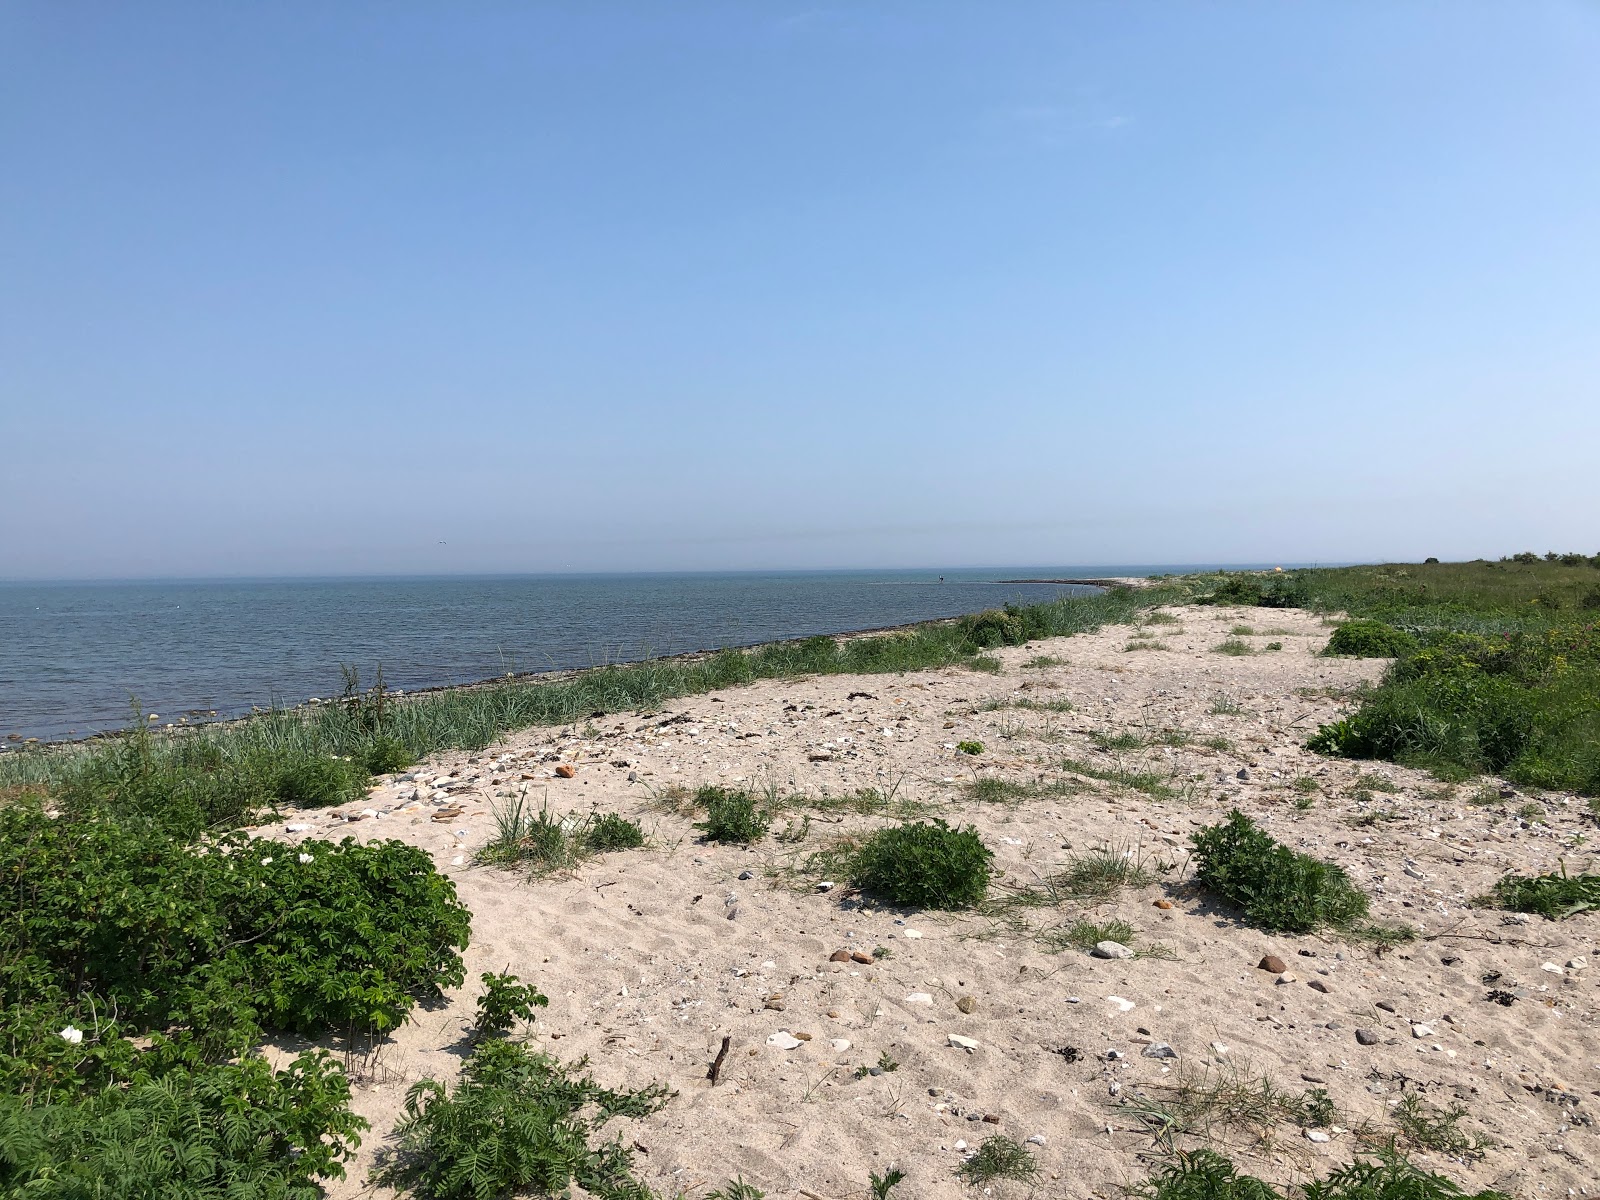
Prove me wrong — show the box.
[3,2,1598,580]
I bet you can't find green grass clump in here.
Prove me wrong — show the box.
[1213,639,1254,656]
[694,786,771,844]
[956,1136,1039,1186]
[850,820,992,910]
[380,1036,672,1200]
[1048,918,1137,953]
[1049,846,1154,899]
[1323,619,1419,658]
[956,740,984,755]
[1491,866,1600,919]
[965,777,1034,804]
[1190,810,1369,934]
[274,753,369,808]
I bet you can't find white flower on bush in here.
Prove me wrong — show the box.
[59,1025,84,1044]
[260,856,274,866]
[298,852,315,864]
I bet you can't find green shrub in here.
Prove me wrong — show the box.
[1492,867,1600,920]
[1190,810,1369,934]
[956,1135,1038,1186]
[582,812,645,852]
[959,608,1024,649]
[850,820,992,910]
[956,740,984,755]
[1133,1148,1506,1200]
[1213,639,1254,656]
[379,1038,672,1200]
[275,754,368,808]
[1199,575,1308,609]
[473,972,549,1038]
[1323,620,1419,658]
[0,1050,367,1197]
[362,734,416,775]
[695,786,771,844]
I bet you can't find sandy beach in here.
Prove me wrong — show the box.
[253,603,1599,1200]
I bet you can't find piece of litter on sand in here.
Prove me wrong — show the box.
[948,1034,979,1050]
[767,1032,802,1050]
[1107,996,1136,1012]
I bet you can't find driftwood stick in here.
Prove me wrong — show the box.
[707,1034,731,1085]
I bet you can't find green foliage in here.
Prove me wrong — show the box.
[1131,1149,1278,1200]
[1134,1148,1508,1200]
[363,733,416,774]
[1190,810,1369,934]
[1390,1092,1490,1157]
[707,1180,766,1200]
[1307,623,1600,794]
[380,1037,673,1200]
[275,754,369,808]
[1492,865,1600,919]
[956,1135,1039,1186]
[1213,639,1254,656]
[870,1167,907,1200]
[583,811,645,851]
[473,972,549,1038]
[956,740,984,755]
[1199,574,1309,609]
[959,608,1024,648]
[0,1050,367,1199]
[850,820,993,910]
[1051,918,1137,952]
[694,786,771,844]
[1324,620,1420,659]
[0,799,471,1103]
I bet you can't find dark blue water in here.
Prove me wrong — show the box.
[0,567,1205,743]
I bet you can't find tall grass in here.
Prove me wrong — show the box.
[1,587,1173,831]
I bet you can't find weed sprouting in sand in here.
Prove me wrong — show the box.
[956,1136,1039,1186]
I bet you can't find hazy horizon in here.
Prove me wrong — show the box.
[5,3,1597,580]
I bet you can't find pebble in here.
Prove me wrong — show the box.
[851,951,873,964]
[948,1034,979,1051]
[829,1038,851,1052]
[905,993,934,1005]
[285,823,310,833]
[1275,973,1297,985]
[956,995,978,1014]
[817,881,835,892]
[1308,979,1331,994]
[739,870,755,880]
[1305,1130,1332,1143]
[554,764,576,778]
[1376,1000,1396,1013]
[1027,1134,1047,1147]
[829,950,852,962]
[1142,1042,1177,1059]
[1153,899,1173,910]
[1355,1028,1380,1046]
[1411,1023,1435,1039]
[766,1032,802,1050]
[1093,941,1135,960]
[1258,955,1287,974]
[1568,956,1588,971]
[1107,996,1136,1012]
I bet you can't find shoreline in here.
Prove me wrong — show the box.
[4,585,1112,752]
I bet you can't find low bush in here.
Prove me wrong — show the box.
[695,786,771,844]
[1323,619,1419,658]
[379,1037,672,1200]
[0,1050,367,1197]
[1133,1148,1506,1200]
[850,819,992,910]
[473,972,549,1038]
[956,740,984,755]
[956,1135,1038,1186]
[583,811,645,852]
[1308,623,1600,794]
[1190,810,1369,934]
[1492,867,1600,920]
[1199,574,1309,609]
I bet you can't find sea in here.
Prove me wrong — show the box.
[0,566,1232,744]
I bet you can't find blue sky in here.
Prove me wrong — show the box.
[3,2,1598,580]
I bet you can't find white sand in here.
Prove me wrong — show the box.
[259,604,1599,1199]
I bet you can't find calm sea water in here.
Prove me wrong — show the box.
[0,567,1208,743]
